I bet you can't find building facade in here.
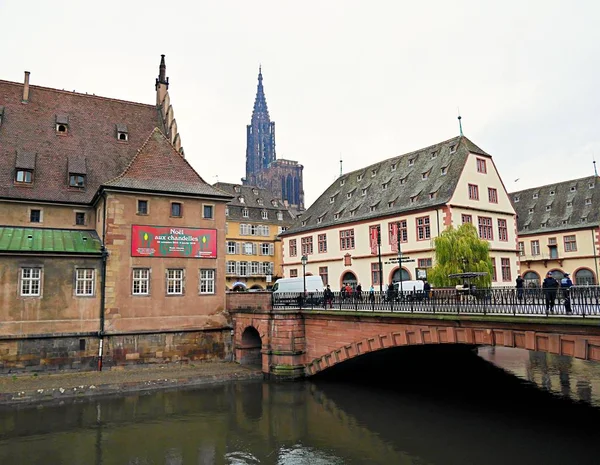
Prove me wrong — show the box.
[214,183,295,290]
[0,57,233,373]
[243,68,305,211]
[280,136,519,289]
[511,176,600,286]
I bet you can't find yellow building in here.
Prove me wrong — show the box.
[214,183,296,290]
[511,176,600,286]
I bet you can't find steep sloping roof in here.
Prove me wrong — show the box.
[0,79,160,203]
[0,227,102,254]
[283,135,478,235]
[510,176,599,234]
[214,182,296,224]
[105,129,230,198]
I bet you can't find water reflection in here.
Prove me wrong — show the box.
[0,345,599,464]
[479,346,600,407]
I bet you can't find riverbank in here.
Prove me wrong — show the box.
[0,362,262,406]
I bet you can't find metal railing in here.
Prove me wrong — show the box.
[271,286,600,318]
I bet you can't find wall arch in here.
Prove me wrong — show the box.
[522,270,541,287]
[240,326,262,367]
[574,267,596,285]
[340,270,357,289]
[548,269,565,280]
[389,267,411,284]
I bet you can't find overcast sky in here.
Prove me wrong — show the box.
[2,0,599,206]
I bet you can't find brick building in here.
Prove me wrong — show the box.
[511,176,600,286]
[213,183,296,290]
[280,136,519,289]
[243,68,305,212]
[0,56,233,373]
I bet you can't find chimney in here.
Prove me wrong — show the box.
[22,71,30,103]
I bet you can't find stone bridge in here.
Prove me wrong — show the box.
[227,292,600,379]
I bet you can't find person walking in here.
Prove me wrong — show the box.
[355,283,362,302]
[515,275,524,302]
[542,272,559,314]
[324,284,334,309]
[369,285,375,303]
[423,280,431,301]
[560,273,573,314]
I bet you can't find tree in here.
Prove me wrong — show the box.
[427,223,493,288]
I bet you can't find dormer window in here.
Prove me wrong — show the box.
[391,163,397,171]
[317,217,323,224]
[514,196,519,202]
[570,186,577,192]
[257,199,263,205]
[431,151,437,159]
[349,210,356,217]
[15,169,33,184]
[408,158,415,167]
[523,225,529,230]
[69,174,86,188]
[549,190,555,196]
[567,201,573,207]
[562,220,568,225]
[410,196,417,203]
[422,170,430,180]
[340,179,346,186]
[382,182,389,190]
[116,124,128,141]
[234,186,241,193]
[440,167,447,176]
[449,145,456,153]
[546,205,551,211]
[528,208,534,213]
[252,188,258,195]
[357,174,363,181]
[302,220,307,227]
[533,193,539,199]
[271,200,278,207]
[56,114,69,134]
[238,196,245,203]
[262,211,268,220]
[371,169,377,177]
[369,206,376,212]
[330,195,336,204]
[277,212,283,221]
[540,223,547,228]
[429,192,436,200]
[361,188,367,196]
[347,192,352,199]
[589,182,595,189]
[225,207,229,217]
[388,201,394,208]
[581,217,588,223]
[334,213,340,220]
[242,208,249,218]
[400,177,407,185]
[586,198,592,205]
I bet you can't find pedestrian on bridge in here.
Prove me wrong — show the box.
[560,273,573,315]
[516,275,524,302]
[542,272,559,314]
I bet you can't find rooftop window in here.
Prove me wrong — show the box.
[586,198,592,205]
[533,193,539,199]
[570,186,577,192]
[408,158,415,167]
[116,124,128,141]
[69,174,86,188]
[549,190,555,196]
[391,163,397,172]
[514,196,519,202]
[440,167,447,176]
[16,169,33,184]
[371,169,377,177]
[449,145,456,153]
[55,114,69,134]
[431,151,437,159]
[340,179,345,186]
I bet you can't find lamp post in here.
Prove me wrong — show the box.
[301,255,308,294]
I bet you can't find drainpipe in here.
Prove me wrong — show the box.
[592,227,599,284]
[97,193,108,371]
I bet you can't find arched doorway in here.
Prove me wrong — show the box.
[575,268,596,285]
[391,267,411,284]
[240,326,262,367]
[249,284,264,291]
[523,271,540,287]
[341,271,357,289]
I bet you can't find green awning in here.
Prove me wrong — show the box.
[0,227,103,254]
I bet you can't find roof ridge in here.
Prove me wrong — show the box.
[509,175,599,195]
[0,79,155,109]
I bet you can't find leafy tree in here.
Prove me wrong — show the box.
[427,223,493,288]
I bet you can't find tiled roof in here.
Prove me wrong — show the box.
[214,182,296,224]
[0,79,160,203]
[0,227,102,254]
[510,176,600,234]
[283,136,477,235]
[105,129,230,199]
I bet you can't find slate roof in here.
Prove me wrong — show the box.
[510,176,600,235]
[0,79,162,204]
[214,182,296,225]
[105,129,230,199]
[0,227,102,254]
[283,136,485,235]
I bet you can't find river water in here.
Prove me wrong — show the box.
[1,345,600,465]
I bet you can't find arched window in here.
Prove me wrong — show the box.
[391,268,411,283]
[523,271,541,287]
[286,174,293,202]
[575,268,596,286]
[293,176,300,205]
[281,177,286,201]
[341,271,357,288]
[549,269,565,281]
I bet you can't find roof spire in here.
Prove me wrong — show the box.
[457,108,463,136]
[252,65,268,117]
[339,154,343,178]
[156,54,169,90]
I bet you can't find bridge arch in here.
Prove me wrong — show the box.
[389,266,411,284]
[239,326,262,366]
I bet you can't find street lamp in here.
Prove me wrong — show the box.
[301,255,308,294]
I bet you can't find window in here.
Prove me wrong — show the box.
[238,196,245,203]
[418,258,432,268]
[391,163,397,171]
[137,200,148,215]
[330,195,336,204]
[200,269,215,294]
[234,186,241,193]
[362,188,367,196]
[546,205,552,211]
[548,237,557,245]
[468,184,479,200]
[388,201,395,208]
[69,174,86,188]
[319,266,329,285]
[171,202,182,217]
[533,193,539,199]
[239,261,248,276]
[75,212,86,225]
[117,130,128,141]
[416,216,430,240]
[431,151,437,159]
[166,269,183,295]
[518,242,524,256]
[371,169,377,177]
[440,166,447,176]
[340,179,346,186]
[589,182,595,189]
[226,261,236,274]
[540,223,547,228]
[339,229,355,250]
[570,186,577,192]
[257,199,263,206]
[318,234,327,253]
[564,235,577,252]
[449,145,456,153]
[488,188,498,203]
[357,174,363,181]
[16,169,33,184]
[262,262,273,275]
[549,190,555,196]
[586,198,592,206]
[262,211,268,220]
[389,220,407,246]
[278,226,287,234]
[369,205,377,212]
[490,258,497,282]
[21,268,41,296]
[243,242,256,255]
[371,263,381,285]
[290,269,298,278]
[497,219,508,241]
[132,268,150,295]
[408,158,415,166]
[346,192,352,199]
[501,258,511,282]
[203,205,214,219]
[478,216,493,240]
[476,158,487,173]
[528,208,534,214]
[422,171,429,180]
[531,240,540,256]
[514,196,520,203]
[225,207,229,217]
[242,208,249,218]
[400,177,407,185]
[277,212,283,221]
[74,269,95,296]
[261,243,274,256]
[461,214,472,224]
[30,209,41,223]
[289,239,297,257]
[227,241,237,254]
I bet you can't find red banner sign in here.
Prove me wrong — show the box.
[389,222,399,253]
[370,226,379,255]
[131,225,217,258]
